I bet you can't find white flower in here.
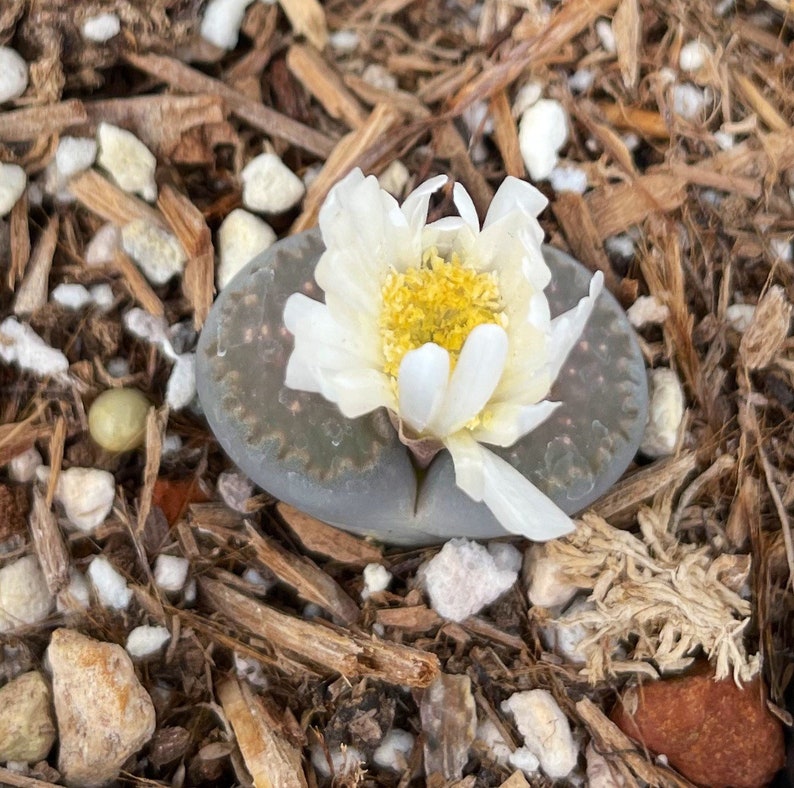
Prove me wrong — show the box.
[283,169,603,541]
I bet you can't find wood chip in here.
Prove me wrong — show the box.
[13,214,58,316]
[8,189,30,290]
[158,185,214,330]
[0,99,87,142]
[277,503,384,566]
[489,89,524,178]
[200,577,440,687]
[596,102,669,139]
[733,72,789,133]
[218,678,308,788]
[498,772,531,788]
[29,487,70,597]
[0,413,50,468]
[278,0,327,50]
[613,0,640,89]
[44,416,65,509]
[375,605,442,633]
[109,250,165,317]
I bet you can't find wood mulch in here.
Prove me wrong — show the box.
[1,0,793,785]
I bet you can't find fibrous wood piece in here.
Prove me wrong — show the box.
[278,0,327,50]
[244,522,360,626]
[613,0,640,89]
[277,503,383,566]
[8,189,30,289]
[375,606,442,633]
[29,487,70,597]
[596,103,669,138]
[199,577,440,687]
[489,89,524,178]
[123,52,335,158]
[218,678,308,788]
[13,214,58,316]
[0,99,87,142]
[286,44,367,129]
[109,250,165,317]
[0,414,50,468]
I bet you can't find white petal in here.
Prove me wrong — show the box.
[547,271,604,382]
[320,366,396,417]
[446,433,575,541]
[452,182,479,231]
[397,343,450,433]
[471,400,560,446]
[484,176,548,227]
[473,213,549,289]
[400,174,447,234]
[429,324,508,436]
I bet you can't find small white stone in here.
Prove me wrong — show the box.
[519,99,568,181]
[89,283,115,311]
[310,743,364,779]
[421,538,519,622]
[378,160,410,198]
[217,469,254,513]
[234,652,269,688]
[0,163,26,217]
[241,153,305,214]
[57,570,91,612]
[487,541,522,574]
[627,295,670,328]
[501,689,577,780]
[679,40,711,72]
[568,68,595,93]
[0,317,69,378]
[166,353,196,410]
[714,130,734,150]
[87,556,132,611]
[770,237,792,262]
[0,556,53,633]
[362,563,392,600]
[200,0,254,49]
[123,308,174,356]
[242,567,278,592]
[81,12,121,42]
[595,19,617,53]
[538,597,594,663]
[586,740,627,787]
[97,122,157,201]
[216,208,276,290]
[121,219,187,285]
[183,578,197,605]
[512,82,543,118]
[605,233,636,259]
[548,165,588,194]
[526,543,579,609]
[672,83,707,120]
[106,357,130,378]
[8,447,42,483]
[508,746,541,777]
[53,467,115,533]
[153,554,189,593]
[46,136,97,198]
[640,367,685,458]
[476,718,511,766]
[361,63,397,91]
[329,29,360,52]
[372,729,414,771]
[0,47,28,103]
[85,223,122,266]
[126,625,171,659]
[622,132,640,150]
[51,283,93,310]
[726,303,756,332]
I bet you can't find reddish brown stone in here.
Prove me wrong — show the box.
[611,664,785,788]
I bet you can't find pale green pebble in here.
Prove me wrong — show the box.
[88,388,150,451]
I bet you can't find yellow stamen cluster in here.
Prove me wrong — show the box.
[379,248,506,378]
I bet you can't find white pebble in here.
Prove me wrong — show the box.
[51,283,93,310]
[595,19,617,53]
[714,130,734,150]
[605,233,636,259]
[508,747,541,777]
[770,237,792,263]
[421,538,519,622]
[519,99,568,181]
[378,160,410,198]
[121,220,187,285]
[241,153,305,214]
[362,563,392,600]
[106,357,130,378]
[8,447,43,483]
[586,740,627,787]
[0,47,28,103]
[46,136,97,198]
[89,284,115,311]
[234,652,269,688]
[501,690,577,779]
[97,123,157,201]
[361,63,397,91]
[153,554,189,593]
[487,541,523,573]
[85,223,121,266]
[126,625,170,659]
[726,303,756,332]
[0,317,69,378]
[217,208,276,290]
[640,367,685,458]
[526,543,579,609]
[166,353,196,410]
[538,596,593,664]
[0,556,53,632]
[57,570,91,612]
[217,469,254,512]
[87,556,132,611]
[242,567,278,592]
[679,40,711,72]
[548,165,588,194]
[81,12,121,42]
[200,0,254,49]
[52,467,115,533]
[123,308,174,356]
[372,729,414,771]
[0,163,26,217]
[627,295,670,328]
[512,82,543,118]
[568,68,595,93]
[476,718,511,766]
[310,743,364,779]
[329,29,360,52]
[672,83,707,120]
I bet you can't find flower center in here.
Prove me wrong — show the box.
[379,248,506,378]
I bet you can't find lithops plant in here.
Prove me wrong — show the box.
[197,171,647,545]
